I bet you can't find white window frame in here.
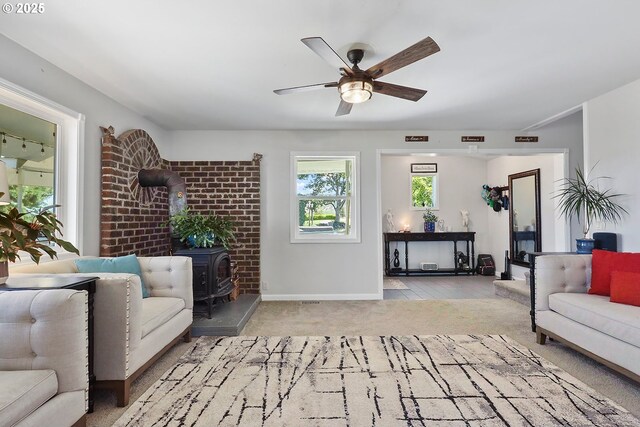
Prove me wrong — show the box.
[290,152,360,243]
[409,173,439,210]
[0,77,85,258]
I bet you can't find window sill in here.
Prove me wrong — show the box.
[291,236,361,244]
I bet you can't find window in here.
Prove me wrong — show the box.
[0,104,56,221]
[411,173,438,210]
[291,153,360,243]
[1,77,84,255]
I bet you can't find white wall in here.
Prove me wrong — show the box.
[167,128,584,299]
[0,35,169,255]
[584,78,640,251]
[536,111,585,244]
[381,155,489,269]
[486,154,566,279]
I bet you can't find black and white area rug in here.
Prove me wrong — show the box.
[115,335,638,426]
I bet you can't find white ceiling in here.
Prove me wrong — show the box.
[2,0,640,131]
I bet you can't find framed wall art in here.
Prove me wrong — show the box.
[411,163,437,173]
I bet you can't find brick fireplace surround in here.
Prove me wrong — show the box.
[100,126,260,294]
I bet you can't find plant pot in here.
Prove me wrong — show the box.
[424,222,436,233]
[187,233,216,248]
[576,238,595,254]
[0,260,8,284]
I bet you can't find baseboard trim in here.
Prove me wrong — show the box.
[261,293,382,301]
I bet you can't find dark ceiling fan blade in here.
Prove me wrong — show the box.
[373,81,427,102]
[274,82,338,95]
[335,100,353,116]
[366,37,440,79]
[301,37,353,75]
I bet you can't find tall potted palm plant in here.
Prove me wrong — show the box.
[555,166,627,253]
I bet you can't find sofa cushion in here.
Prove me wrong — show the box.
[610,271,640,307]
[141,297,185,338]
[549,293,640,348]
[9,257,82,274]
[0,370,57,426]
[589,249,640,296]
[76,254,149,298]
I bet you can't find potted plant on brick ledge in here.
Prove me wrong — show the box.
[0,194,79,283]
[166,208,235,250]
[423,209,438,233]
[555,166,627,254]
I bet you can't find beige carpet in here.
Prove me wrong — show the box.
[114,335,637,426]
[87,298,640,426]
[383,278,409,289]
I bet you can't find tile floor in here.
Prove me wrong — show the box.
[383,274,498,300]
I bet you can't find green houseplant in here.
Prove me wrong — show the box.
[166,208,235,250]
[0,201,79,283]
[422,209,439,233]
[555,166,627,253]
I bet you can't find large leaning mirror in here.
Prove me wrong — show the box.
[509,168,541,267]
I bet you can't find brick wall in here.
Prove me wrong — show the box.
[100,127,171,257]
[100,127,261,294]
[171,159,261,294]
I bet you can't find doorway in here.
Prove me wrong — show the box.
[376,149,569,300]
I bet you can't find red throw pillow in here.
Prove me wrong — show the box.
[610,271,640,307]
[589,250,640,296]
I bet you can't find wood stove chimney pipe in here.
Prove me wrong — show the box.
[138,169,188,252]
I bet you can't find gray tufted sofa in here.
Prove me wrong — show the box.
[0,289,88,427]
[10,256,193,407]
[535,254,640,381]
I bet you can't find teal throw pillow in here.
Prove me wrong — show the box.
[75,254,149,298]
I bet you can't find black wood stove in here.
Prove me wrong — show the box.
[174,247,232,318]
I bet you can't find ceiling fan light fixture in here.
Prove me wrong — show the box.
[339,80,373,104]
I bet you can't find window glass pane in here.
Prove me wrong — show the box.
[0,104,56,221]
[292,153,359,243]
[298,198,351,235]
[297,158,352,197]
[411,175,436,208]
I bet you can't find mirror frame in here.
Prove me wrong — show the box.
[508,168,541,267]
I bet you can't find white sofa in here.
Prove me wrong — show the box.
[535,254,640,381]
[0,289,88,427]
[10,256,193,406]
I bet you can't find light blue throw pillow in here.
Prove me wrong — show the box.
[75,254,149,298]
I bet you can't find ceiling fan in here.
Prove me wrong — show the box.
[274,36,440,116]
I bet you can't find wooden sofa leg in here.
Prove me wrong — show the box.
[115,379,131,407]
[96,379,131,407]
[183,328,192,343]
[536,329,547,345]
[71,414,86,427]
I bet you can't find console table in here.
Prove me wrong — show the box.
[2,275,98,412]
[384,232,475,276]
[513,230,536,261]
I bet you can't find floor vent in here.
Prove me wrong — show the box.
[301,301,320,305]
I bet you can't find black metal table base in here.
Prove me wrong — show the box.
[384,232,476,276]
